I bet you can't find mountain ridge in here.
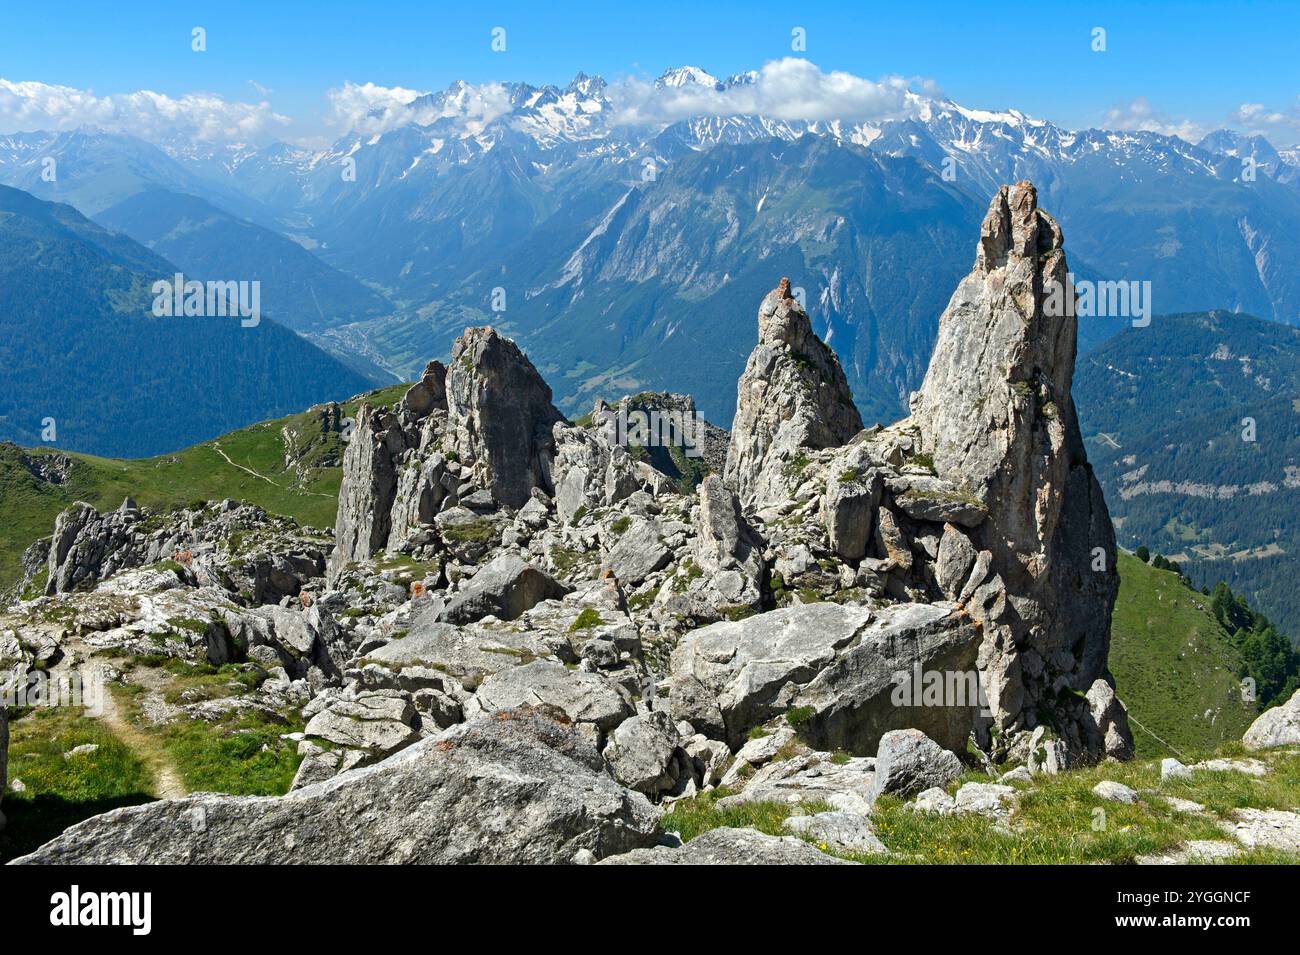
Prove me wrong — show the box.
[0,183,378,457]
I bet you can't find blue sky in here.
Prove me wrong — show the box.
[1,0,1297,145]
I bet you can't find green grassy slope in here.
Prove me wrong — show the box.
[1108,551,1258,759]
[0,383,408,592]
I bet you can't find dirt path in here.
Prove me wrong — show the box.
[84,660,187,800]
[211,442,282,487]
[211,441,334,499]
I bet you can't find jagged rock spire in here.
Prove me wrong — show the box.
[723,278,863,508]
[911,181,1131,761]
[330,326,566,579]
[445,327,565,509]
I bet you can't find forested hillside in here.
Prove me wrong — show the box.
[0,185,376,457]
[1077,312,1300,639]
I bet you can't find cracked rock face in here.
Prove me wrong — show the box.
[909,181,1130,759]
[723,278,863,509]
[446,327,565,509]
[669,601,980,753]
[11,707,660,865]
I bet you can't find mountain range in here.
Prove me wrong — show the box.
[4,66,1300,428]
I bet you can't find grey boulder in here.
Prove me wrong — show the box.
[303,690,421,760]
[1092,780,1139,804]
[868,729,964,802]
[437,554,570,624]
[783,811,888,856]
[602,710,682,795]
[671,601,980,753]
[821,467,881,561]
[466,660,633,736]
[1243,689,1300,751]
[602,519,673,586]
[365,618,556,687]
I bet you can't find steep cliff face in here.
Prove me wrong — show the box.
[723,278,863,509]
[445,327,566,509]
[328,361,447,579]
[910,181,1130,760]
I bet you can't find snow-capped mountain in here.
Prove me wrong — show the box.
[3,64,1299,424]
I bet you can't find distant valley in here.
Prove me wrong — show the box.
[1077,311,1300,638]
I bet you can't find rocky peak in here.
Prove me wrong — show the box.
[909,181,1129,761]
[326,362,453,579]
[724,278,863,509]
[445,327,565,509]
[401,360,447,418]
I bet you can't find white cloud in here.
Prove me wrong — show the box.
[6,65,1288,155]
[323,81,423,135]
[324,80,513,137]
[1102,97,1205,142]
[0,78,289,144]
[1228,99,1300,147]
[322,60,935,140]
[610,58,925,126]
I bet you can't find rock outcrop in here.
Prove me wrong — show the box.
[868,729,964,802]
[46,499,145,594]
[12,707,659,864]
[1244,689,1300,751]
[445,327,565,508]
[329,403,405,573]
[328,362,448,577]
[41,499,329,606]
[669,601,980,752]
[723,278,863,508]
[909,181,1131,761]
[436,553,570,624]
[329,330,569,581]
